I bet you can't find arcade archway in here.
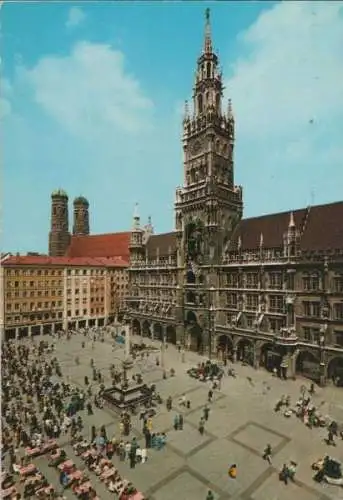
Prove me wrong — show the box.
[43,324,51,335]
[5,329,16,340]
[142,320,151,338]
[186,311,202,352]
[237,338,254,366]
[186,270,196,284]
[153,323,163,341]
[327,357,343,386]
[32,325,41,336]
[166,325,176,344]
[18,327,28,339]
[296,350,320,382]
[217,335,233,360]
[260,342,282,372]
[132,319,141,336]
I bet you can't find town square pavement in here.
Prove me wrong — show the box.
[26,332,343,500]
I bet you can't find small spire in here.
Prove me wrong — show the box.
[133,203,140,229]
[204,8,212,54]
[289,211,295,228]
[133,202,139,219]
[259,232,264,248]
[227,99,234,121]
[148,215,152,225]
[237,235,242,251]
[183,100,190,121]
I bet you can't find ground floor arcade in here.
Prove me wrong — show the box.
[129,316,343,387]
[3,315,115,341]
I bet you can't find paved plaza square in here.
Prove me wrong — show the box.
[21,333,343,500]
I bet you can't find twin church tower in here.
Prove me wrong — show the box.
[48,190,89,256]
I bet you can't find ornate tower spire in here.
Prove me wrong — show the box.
[73,196,90,236]
[204,8,212,54]
[129,203,144,264]
[227,99,234,121]
[133,202,140,229]
[48,189,70,256]
[289,211,295,228]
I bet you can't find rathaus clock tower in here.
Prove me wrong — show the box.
[174,9,243,352]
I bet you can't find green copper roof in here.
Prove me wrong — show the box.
[51,189,68,198]
[74,196,89,205]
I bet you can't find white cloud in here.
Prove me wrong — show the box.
[0,78,12,120]
[20,41,154,137]
[226,1,343,213]
[65,6,86,29]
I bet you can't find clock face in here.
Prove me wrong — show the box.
[192,140,202,155]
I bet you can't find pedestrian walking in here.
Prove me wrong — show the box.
[203,405,210,421]
[262,444,272,464]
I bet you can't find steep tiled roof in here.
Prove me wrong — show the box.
[230,201,343,251]
[67,232,130,259]
[3,255,128,268]
[300,202,343,251]
[146,232,177,257]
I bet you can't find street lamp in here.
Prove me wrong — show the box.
[209,286,215,359]
[161,326,167,369]
[319,324,327,386]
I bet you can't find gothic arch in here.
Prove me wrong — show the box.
[142,320,151,338]
[217,334,233,354]
[166,325,177,344]
[198,94,203,114]
[327,356,343,383]
[186,270,196,284]
[236,337,254,365]
[206,61,211,78]
[259,342,277,370]
[295,350,320,381]
[153,323,162,341]
[185,310,202,352]
[132,319,141,335]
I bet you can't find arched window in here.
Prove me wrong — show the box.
[197,94,203,114]
[187,271,196,284]
[216,93,220,111]
[206,62,211,78]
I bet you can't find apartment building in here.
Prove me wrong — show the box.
[1,255,128,340]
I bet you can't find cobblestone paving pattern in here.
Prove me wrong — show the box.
[17,333,343,500]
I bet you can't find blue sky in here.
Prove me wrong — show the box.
[2,1,343,253]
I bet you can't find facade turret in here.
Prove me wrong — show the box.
[129,204,144,264]
[48,189,70,256]
[284,211,300,258]
[73,196,90,236]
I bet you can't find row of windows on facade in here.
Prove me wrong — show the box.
[5,293,122,312]
[131,276,177,285]
[66,287,104,295]
[226,274,343,292]
[224,313,343,346]
[6,290,63,299]
[6,269,63,276]
[5,268,110,277]
[8,280,63,288]
[130,257,176,266]
[224,295,343,319]
[130,290,175,299]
